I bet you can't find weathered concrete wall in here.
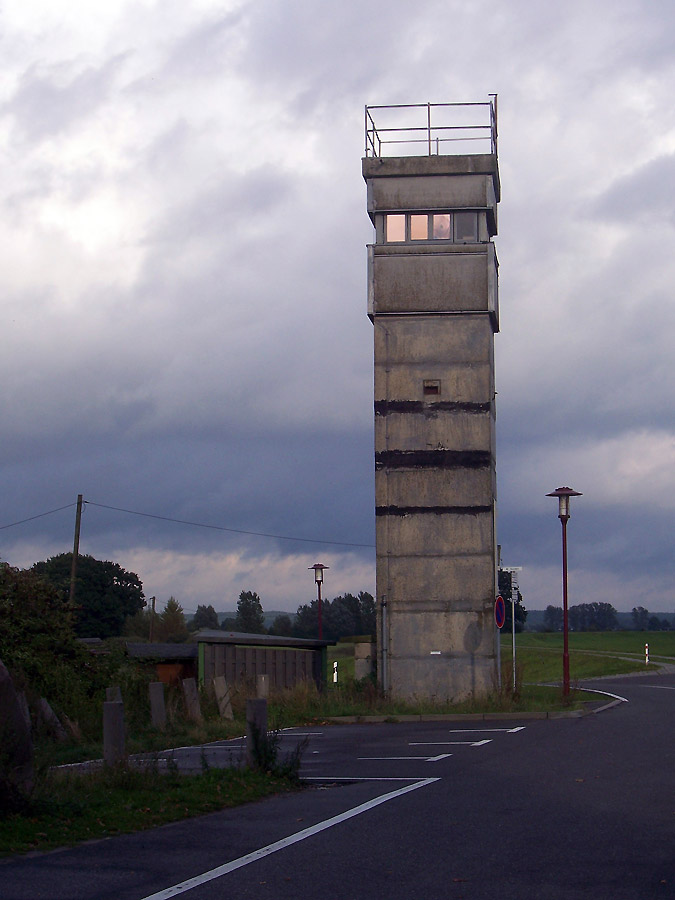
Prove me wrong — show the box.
[365,149,500,702]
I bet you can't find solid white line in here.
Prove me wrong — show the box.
[408,740,491,747]
[357,755,452,761]
[302,776,430,781]
[138,778,440,900]
[580,688,629,703]
[445,727,525,734]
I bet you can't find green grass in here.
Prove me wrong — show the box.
[500,630,672,683]
[0,765,296,856]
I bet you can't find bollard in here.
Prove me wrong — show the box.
[149,682,166,730]
[246,698,268,768]
[256,674,269,699]
[645,643,649,665]
[213,676,234,720]
[333,661,338,684]
[103,700,125,766]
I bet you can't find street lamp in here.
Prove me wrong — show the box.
[309,564,329,639]
[546,486,582,696]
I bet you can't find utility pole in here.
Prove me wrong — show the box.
[149,596,156,643]
[69,494,83,607]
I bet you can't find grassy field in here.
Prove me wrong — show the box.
[499,630,674,684]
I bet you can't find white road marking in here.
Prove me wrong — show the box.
[358,755,452,762]
[408,739,491,747]
[445,726,525,734]
[579,688,629,703]
[138,778,440,900]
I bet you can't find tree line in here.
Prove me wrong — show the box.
[18,552,375,643]
[542,603,673,632]
[190,589,376,642]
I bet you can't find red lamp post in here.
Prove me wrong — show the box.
[309,564,329,639]
[546,487,582,696]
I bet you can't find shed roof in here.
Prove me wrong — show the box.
[192,629,335,649]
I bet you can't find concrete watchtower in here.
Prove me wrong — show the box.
[363,100,500,701]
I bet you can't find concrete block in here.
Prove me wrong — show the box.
[375,409,492,452]
[376,468,493,509]
[0,658,34,798]
[181,678,202,723]
[377,509,494,556]
[246,699,268,768]
[103,700,125,766]
[256,674,269,699]
[378,554,496,605]
[372,252,489,314]
[354,643,375,680]
[213,675,234,720]
[149,682,166,730]
[37,697,67,741]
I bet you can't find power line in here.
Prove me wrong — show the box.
[85,500,375,549]
[0,503,77,531]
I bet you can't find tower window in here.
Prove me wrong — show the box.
[432,214,451,239]
[385,214,406,242]
[382,211,479,244]
[410,215,429,240]
[423,380,441,396]
[454,211,478,242]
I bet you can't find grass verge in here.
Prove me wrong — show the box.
[0,764,297,856]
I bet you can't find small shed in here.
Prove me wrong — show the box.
[126,642,198,684]
[194,630,335,692]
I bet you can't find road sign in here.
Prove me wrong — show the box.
[494,595,506,629]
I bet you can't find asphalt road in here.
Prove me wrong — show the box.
[2,671,673,900]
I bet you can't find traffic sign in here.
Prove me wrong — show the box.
[494,595,506,629]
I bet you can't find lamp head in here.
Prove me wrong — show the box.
[309,563,329,584]
[546,486,582,520]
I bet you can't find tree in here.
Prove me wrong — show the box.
[268,614,293,637]
[543,605,563,632]
[0,562,86,694]
[158,597,189,642]
[191,604,219,631]
[31,553,145,639]
[235,591,266,634]
[568,602,618,632]
[497,570,527,633]
[293,592,377,641]
[632,606,649,630]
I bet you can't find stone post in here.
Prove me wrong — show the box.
[103,700,125,766]
[213,676,234,720]
[246,698,268,768]
[182,677,203,722]
[256,673,269,699]
[149,682,166,730]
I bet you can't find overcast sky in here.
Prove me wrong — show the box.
[2,0,674,616]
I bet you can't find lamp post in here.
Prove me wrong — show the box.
[309,564,329,639]
[546,487,582,696]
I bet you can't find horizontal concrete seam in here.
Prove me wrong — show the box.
[375,449,492,469]
[376,505,493,516]
[375,401,491,415]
